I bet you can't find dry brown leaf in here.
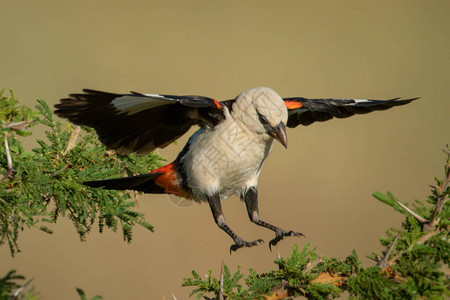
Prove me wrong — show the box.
[265,289,289,300]
[311,273,347,287]
[381,267,403,281]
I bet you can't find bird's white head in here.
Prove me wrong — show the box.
[232,87,288,148]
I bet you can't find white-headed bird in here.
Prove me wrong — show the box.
[55,87,418,251]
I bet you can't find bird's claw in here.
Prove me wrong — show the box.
[230,238,264,253]
[269,230,304,251]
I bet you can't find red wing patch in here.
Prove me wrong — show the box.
[151,163,194,200]
[284,100,303,110]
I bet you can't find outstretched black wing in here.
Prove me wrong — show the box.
[55,89,224,155]
[283,97,419,128]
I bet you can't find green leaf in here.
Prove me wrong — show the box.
[76,288,88,300]
[38,226,53,234]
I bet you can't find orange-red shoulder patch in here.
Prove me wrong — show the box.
[284,100,303,110]
[213,99,222,110]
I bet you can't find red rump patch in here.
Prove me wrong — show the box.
[284,100,303,110]
[150,162,175,175]
[150,162,193,200]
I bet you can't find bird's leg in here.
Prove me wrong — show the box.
[207,193,263,252]
[243,186,304,250]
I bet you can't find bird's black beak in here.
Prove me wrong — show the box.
[269,122,288,149]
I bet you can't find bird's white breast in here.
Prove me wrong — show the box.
[182,110,273,201]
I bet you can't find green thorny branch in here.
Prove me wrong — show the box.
[0,269,38,300]
[0,269,103,300]
[0,90,165,256]
[183,147,449,299]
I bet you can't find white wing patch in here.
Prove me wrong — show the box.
[112,95,176,115]
[353,99,371,104]
[142,93,167,99]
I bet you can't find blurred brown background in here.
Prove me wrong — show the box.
[1,1,449,299]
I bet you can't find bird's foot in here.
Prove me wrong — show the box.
[230,238,264,253]
[269,230,304,251]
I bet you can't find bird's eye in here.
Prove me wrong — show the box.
[257,112,269,125]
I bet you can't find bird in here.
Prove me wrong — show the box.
[54,87,418,252]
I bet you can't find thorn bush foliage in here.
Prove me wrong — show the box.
[0,270,98,300]
[183,147,450,299]
[0,270,39,300]
[1,91,448,299]
[0,90,164,256]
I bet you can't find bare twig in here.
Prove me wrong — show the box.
[430,196,449,227]
[63,126,81,155]
[1,120,33,131]
[443,146,450,156]
[134,190,139,207]
[50,164,70,177]
[429,149,449,225]
[377,235,400,268]
[11,277,34,299]
[395,148,449,256]
[390,195,428,224]
[1,133,15,182]
[4,133,12,170]
[304,256,322,273]
[0,169,14,183]
[416,230,441,246]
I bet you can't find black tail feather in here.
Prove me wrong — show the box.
[84,173,164,194]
